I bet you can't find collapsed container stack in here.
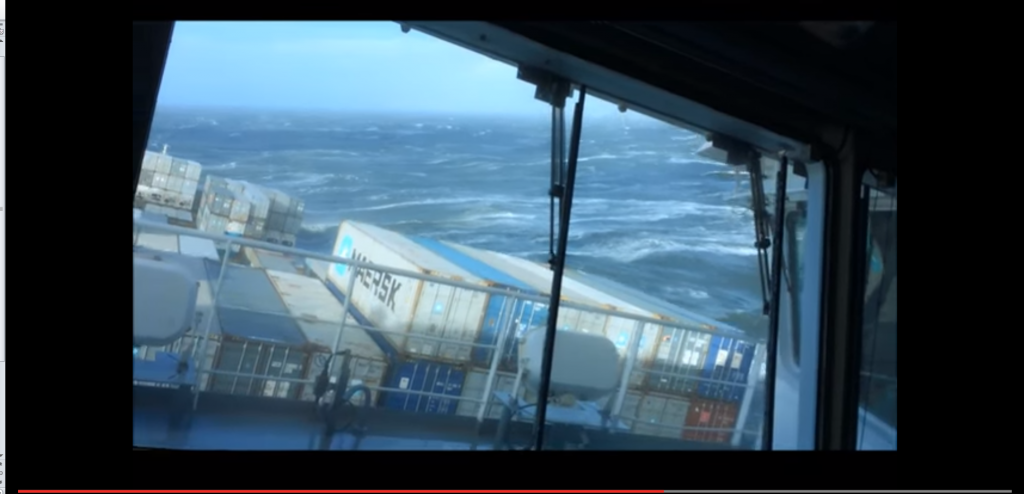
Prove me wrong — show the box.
[134,212,761,445]
[315,220,763,445]
[134,149,202,223]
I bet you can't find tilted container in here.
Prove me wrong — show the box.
[325,221,504,364]
[439,242,660,362]
[203,261,311,400]
[265,269,389,404]
[407,239,553,366]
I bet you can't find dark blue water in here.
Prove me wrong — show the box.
[147,107,767,336]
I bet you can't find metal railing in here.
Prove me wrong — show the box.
[133,218,766,446]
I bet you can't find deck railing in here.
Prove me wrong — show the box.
[133,217,767,447]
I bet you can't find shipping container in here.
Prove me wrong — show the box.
[169,159,186,177]
[265,269,390,403]
[696,336,757,402]
[139,170,156,186]
[245,249,306,274]
[154,154,172,174]
[135,229,178,253]
[244,220,266,239]
[242,185,271,220]
[562,267,758,396]
[383,360,465,414]
[168,176,184,193]
[152,173,170,190]
[682,398,739,444]
[618,392,691,439]
[454,369,519,419]
[326,221,505,364]
[203,261,311,400]
[178,235,220,261]
[439,242,663,362]
[185,161,202,181]
[284,216,303,235]
[267,212,286,231]
[408,239,549,366]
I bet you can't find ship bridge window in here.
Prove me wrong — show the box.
[858,187,896,444]
[133,20,824,452]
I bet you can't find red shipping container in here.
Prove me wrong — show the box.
[682,398,739,443]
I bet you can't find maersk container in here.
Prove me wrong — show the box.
[438,242,663,363]
[383,360,465,414]
[407,239,550,365]
[327,221,519,365]
[203,261,311,400]
[265,269,389,403]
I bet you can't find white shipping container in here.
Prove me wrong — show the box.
[444,243,650,352]
[186,162,202,180]
[562,268,741,391]
[268,190,289,214]
[155,155,172,174]
[229,199,251,223]
[284,216,303,235]
[455,369,520,419]
[141,152,159,171]
[183,179,199,197]
[167,176,185,193]
[242,185,271,220]
[327,221,493,362]
[170,159,189,177]
[139,170,157,186]
[226,221,246,235]
[152,173,170,190]
[178,235,219,261]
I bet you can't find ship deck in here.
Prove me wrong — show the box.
[133,218,764,451]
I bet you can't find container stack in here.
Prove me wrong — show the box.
[198,176,302,245]
[195,180,250,238]
[315,220,761,445]
[135,149,202,218]
[263,188,305,246]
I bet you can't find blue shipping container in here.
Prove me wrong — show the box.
[697,336,757,402]
[409,237,548,366]
[384,360,465,414]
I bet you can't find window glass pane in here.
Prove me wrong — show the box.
[857,188,896,449]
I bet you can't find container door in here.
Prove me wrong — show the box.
[210,341,246,394]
